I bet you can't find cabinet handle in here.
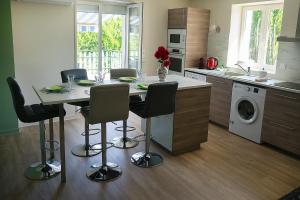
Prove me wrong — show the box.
[268,121,296,131]
[273,93,297,100]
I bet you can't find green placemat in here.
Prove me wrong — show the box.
[41,85,68,93]
[137,83,148,90]
[77,80,95,86]
[119,77,137,82]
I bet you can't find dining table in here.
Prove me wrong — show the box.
[33,75,212,183]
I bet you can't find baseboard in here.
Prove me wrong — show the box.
[0,128,20,136]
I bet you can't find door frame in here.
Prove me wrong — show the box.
[126,3,143,71]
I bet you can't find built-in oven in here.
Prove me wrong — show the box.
[168,48,185,76]
[168,29,186,49]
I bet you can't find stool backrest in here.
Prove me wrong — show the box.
[110,68,136,79]
[89,84,129,124]
[61,69,88,83]
[143,82,178,118]
[6,77,26,121]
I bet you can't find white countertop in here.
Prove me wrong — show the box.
[185,68,300,94]
[33,75,212,105]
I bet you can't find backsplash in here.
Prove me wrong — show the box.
[275,42,300,81]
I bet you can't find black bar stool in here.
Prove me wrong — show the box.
[110,68,140,149]
[61,69,101,157]
[130,82,178,168]
[7,77,64,180]
[82,84,130,182]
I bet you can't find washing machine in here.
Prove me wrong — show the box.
[229,82,266,143]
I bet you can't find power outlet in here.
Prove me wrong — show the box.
[278,63,287,70]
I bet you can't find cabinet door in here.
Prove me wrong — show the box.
[206,75,233,127]
[168,8,187,29]
[261,89,300,155]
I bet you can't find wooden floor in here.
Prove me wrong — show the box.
[1,114,300,200]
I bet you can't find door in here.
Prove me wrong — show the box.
[126,3,143,71]
[76,4,101,78]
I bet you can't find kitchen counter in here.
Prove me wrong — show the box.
[185,68,300,94]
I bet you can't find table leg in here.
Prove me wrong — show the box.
[59,103,66,183]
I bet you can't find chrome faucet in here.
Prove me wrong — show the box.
[235,63,251,76]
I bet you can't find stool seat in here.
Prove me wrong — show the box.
[61,68,100,157]
[129,101,145,118]
[23,104,64,123]
[68,101,89,108]
[7,77,64,180]
[129,82,178,168]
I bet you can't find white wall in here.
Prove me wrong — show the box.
[11,1,76,124]
[11,0,190,126]
[133,0,190,75]
[190,0,300,81]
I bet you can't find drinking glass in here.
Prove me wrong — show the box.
[67,75,75,90]
[95,71,106,84]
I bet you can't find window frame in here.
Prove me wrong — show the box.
[238,3,283,73]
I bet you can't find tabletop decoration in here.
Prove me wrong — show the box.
[119,77,137,82]
[154,46,171,82]
[77,80,96,86]
[41,85,69,94]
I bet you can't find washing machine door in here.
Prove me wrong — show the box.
[235,97,258,124]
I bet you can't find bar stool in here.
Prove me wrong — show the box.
[61,69,101,157]
[110,68,141,149]
[7,77,64,180]
[82,84,129,182]
[130,82,178,168]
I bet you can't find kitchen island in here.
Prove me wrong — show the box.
[138,75,212,155]
[33,75,212,182]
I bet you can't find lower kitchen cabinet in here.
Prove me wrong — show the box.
[261,88,300,155]
[206,75,233,128]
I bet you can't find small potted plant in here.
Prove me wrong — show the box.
[154,46,171,81]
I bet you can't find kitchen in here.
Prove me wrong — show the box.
[1,0,300,199]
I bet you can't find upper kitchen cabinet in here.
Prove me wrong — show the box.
[168,8,187,29]
[168,8,210,68]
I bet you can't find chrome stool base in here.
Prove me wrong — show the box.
[81,128,101,136]
[131,152,163,168]
[86,162,122,182]
[112,137,138,149]
[25,160,61,180]
[71,144,101,157]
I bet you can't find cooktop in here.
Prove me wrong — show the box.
[274,82,300,91]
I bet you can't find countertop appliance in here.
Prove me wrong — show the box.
[168,47,185,76]
[168,29,186,49]
[229,82,266,143]
[206,57,218,70]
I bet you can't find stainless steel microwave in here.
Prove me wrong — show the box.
[167,29,186,49]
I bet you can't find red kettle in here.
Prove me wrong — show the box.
[206,57,218,70]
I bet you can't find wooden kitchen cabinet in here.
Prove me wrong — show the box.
[206,75,233,128]
[261,88,300,155]
[168,8,210,68]
[168,8,187,29]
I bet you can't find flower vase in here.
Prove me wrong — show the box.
[157,66,168,81]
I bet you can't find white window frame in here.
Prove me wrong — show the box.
[238,3,283,73]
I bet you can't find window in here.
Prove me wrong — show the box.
[238,3,283,73]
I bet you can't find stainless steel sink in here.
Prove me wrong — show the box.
[223,72,244,76]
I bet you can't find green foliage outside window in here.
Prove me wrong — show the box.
[77,16,123,52]
[266,9,283,65]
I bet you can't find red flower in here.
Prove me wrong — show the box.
[154,51,161,59]
[154,46,169,61]
[163,59,171,67]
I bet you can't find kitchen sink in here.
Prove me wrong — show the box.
[223,72,244,76]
